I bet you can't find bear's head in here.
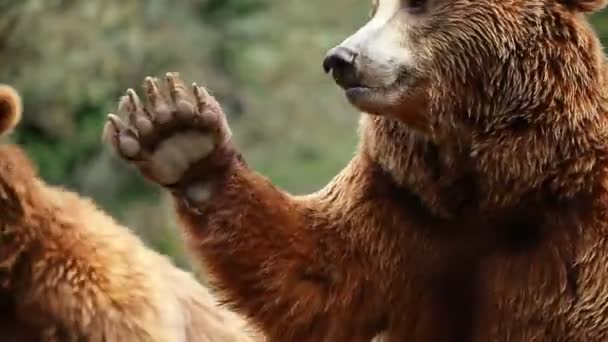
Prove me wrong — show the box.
[325,0,608,216]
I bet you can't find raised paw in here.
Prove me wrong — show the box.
[103,72,233,189]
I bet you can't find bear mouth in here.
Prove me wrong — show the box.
[329,65,419,114]
[344,86,375,103]
[341,77,427,121]
[344,86,393,113]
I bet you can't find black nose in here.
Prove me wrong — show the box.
[323,47,360,89]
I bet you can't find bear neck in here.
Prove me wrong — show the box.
[360,103,608,220]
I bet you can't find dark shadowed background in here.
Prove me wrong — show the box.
[0,0,606,269]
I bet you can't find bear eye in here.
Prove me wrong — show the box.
[406,0,427,13]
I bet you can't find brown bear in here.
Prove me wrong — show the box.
[104,0,608,341]
[0,85,259,341]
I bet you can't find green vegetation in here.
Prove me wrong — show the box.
[1,1,606,266]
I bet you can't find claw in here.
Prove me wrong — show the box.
[144,76,157,88]
[192,83,208,101]
[107,114,141,158]
[192,83,209,113]
[144,76,172,124]
[102,114,120,144]
[166,72,186,100]
[125,89,153,136]
[167,72,195,119]
[108,113,138,138]
[192,84,221,128]
[118,95,132,116]
[127,89,143,112]
[165,72,181,93]
[144,77,161,105]
[107,113,127,132]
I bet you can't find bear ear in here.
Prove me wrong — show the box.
[0,85,22,136]
[562,0,607,13]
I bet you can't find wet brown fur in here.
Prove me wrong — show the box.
[151,0,608,341]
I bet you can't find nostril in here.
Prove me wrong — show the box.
[323,55,338,74]
[323,47,361,89]
[323,47,358,74]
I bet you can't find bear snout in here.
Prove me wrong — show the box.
[323,46,362,90]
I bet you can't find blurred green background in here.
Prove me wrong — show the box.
[1,0,606,269]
